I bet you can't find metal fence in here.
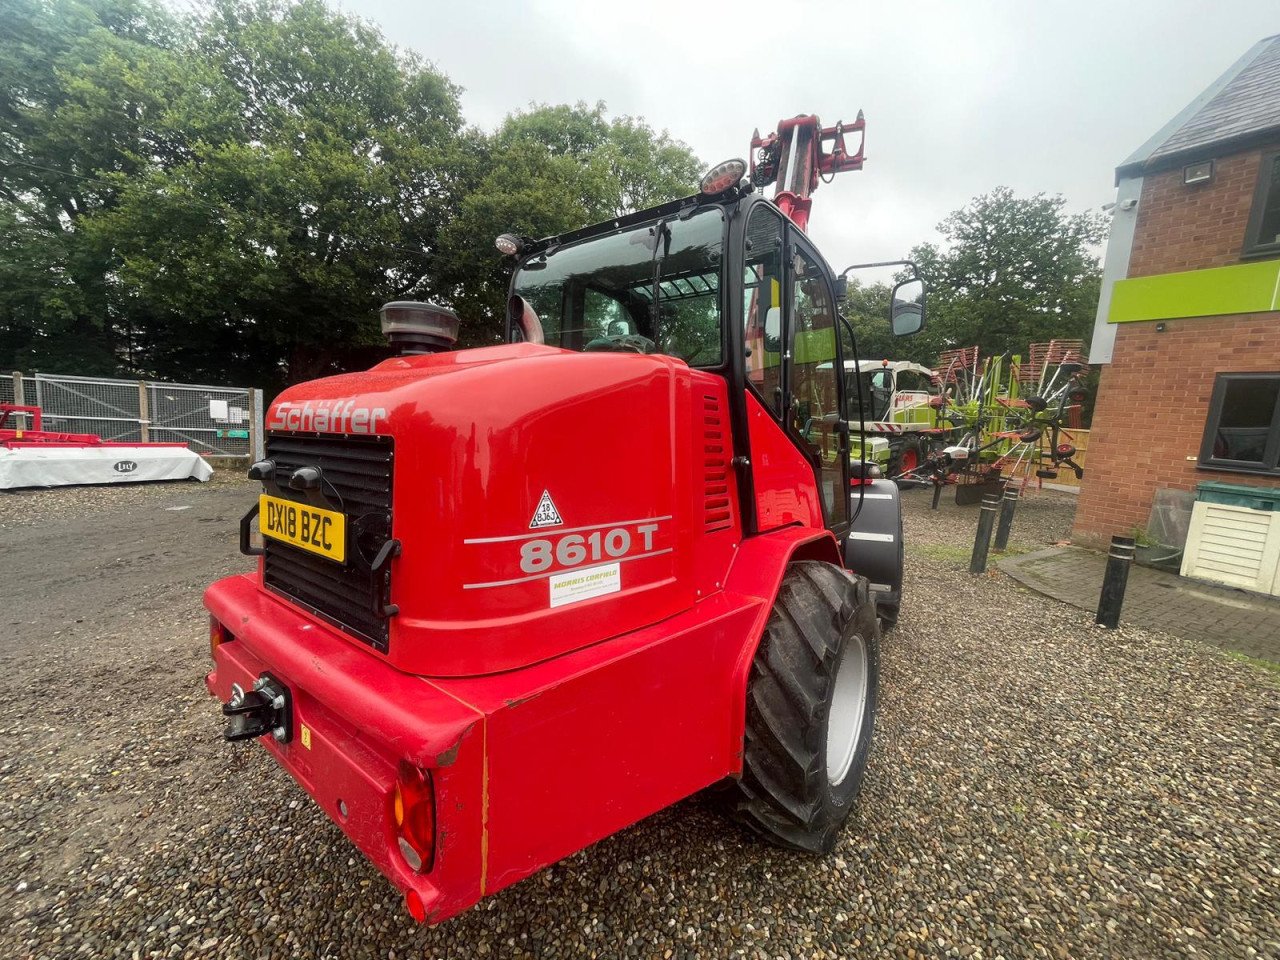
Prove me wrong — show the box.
[5,371,264,461]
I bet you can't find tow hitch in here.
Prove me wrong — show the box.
[223,673,293,743]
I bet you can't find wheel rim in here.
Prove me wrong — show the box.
[901,448,919,473]
[826,631,868,786]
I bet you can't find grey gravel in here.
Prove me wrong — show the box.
[0,469,246,529]
[1,479,1277,959]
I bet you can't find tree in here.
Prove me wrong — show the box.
[908,188,1106,361]
[1,3,703,385]
[0,0,201,374]
[842,278,935,366]
[91,0,467,385]
[433,102,702,347]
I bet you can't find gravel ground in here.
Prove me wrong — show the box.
[1,480,1277,959]
[0,468,247,529]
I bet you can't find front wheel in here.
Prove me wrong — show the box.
[889,437,923,482]
[723,561,880,854]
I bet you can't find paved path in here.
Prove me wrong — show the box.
[1000,546,1280,663]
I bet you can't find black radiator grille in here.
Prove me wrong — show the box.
[262,432,394,651]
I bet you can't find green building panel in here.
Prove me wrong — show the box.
[1108,259,1280,324]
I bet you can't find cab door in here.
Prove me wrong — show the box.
[785,233,850,532]
[738,202,851,536]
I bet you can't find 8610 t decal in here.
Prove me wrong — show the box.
[463,514,672,601]
[519,522,662,573]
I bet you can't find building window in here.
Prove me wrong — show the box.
[1200,373,1280,473]
[1243,150,1280,257]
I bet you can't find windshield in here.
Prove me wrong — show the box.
[511,207,724,366]
[857,369,894,421]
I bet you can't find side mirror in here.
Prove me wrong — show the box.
[890,277,926,337]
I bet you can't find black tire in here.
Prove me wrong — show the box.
[876,507,905,632]
[723,560,879,854]
[889,437,923,482]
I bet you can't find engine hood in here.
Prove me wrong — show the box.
[262,343,703,676]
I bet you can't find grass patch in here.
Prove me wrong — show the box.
[909,542,1038,564]
[909,544,971,564]
[1220,650,1280,684]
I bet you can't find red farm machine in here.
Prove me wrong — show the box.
[0,403,212,489]
[205,113,926,923]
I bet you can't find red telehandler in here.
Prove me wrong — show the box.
[206,113,927,923]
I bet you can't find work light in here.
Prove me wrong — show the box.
[494,233,523,256]
[699,158,747,196]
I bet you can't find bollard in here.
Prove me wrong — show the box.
[969,494,1000,574]
[993,486,1020,552]
[1095,535,1136,628]
[931,479,943,511]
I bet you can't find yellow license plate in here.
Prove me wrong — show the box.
[259,494,347,563]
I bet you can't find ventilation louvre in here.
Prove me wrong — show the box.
[702,392,733,532]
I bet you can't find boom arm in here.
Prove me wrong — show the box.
[750,112,865,232]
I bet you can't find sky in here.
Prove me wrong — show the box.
[339,0,1277,273]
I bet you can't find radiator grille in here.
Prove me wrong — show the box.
[262,432,394,651]
[702,392,733,531]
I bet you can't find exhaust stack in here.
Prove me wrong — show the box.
[380,301,459,355]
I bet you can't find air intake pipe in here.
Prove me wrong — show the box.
[380,301,459,355]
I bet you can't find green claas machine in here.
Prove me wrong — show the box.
[840,358,939,478]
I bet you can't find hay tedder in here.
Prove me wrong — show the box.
[205,113,930,922]
[878,341,1090,503]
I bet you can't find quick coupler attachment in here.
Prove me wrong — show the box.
[223,673,293,744]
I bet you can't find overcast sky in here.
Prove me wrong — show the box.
[341,0,1276,272]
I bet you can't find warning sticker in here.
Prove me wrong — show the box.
[529,490,563,529]
[549,563,620,608]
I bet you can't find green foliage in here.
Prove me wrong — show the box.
[0,0,194,374]
[2,5,1099,396]
[94,0,469,384]
[842,278,934,366]
[907,188,1107,361]
[435,102,702,347]
[0,1,701,386]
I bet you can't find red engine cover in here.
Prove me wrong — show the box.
[266,344,734,677]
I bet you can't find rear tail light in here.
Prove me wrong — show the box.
[209,616,233,659]
[392,761,435,873]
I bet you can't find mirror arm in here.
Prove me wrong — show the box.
[839,258,921,280]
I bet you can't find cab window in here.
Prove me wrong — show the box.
[790,244,846,525]
[511,208,724,364]
[743,205,786,415]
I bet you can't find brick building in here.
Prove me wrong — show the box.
[1075,35,1280,558]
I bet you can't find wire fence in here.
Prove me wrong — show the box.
[5,371,264,460]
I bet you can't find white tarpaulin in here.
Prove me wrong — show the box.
[0,445,213,490]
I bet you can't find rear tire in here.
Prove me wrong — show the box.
[723,561,879,854]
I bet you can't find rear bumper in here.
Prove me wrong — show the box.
[204,574,485,923]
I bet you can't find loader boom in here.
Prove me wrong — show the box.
[750,113,866,232]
